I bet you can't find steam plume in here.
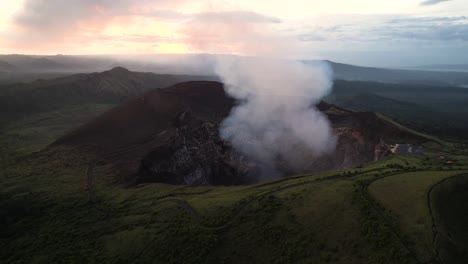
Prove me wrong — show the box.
[184,7,336,177]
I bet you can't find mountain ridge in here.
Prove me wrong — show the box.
[1,54,468,86]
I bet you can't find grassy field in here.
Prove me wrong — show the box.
[5,142,468,263]
[0,144,422,263]
[430,174,468,264]
[1,102,468,263]
[369,170,468,262]
[0,103,115,159]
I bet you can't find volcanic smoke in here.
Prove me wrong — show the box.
[184,8,336,177]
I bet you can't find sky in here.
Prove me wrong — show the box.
[0,0,467,67]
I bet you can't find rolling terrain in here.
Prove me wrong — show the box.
[1,68,468,263]
[0,68,217,159]
[2,54,468,87]
[408,64,468,72]
[2,122,467,263]
[327,80,468,138]
[0,67,217,123]
[0,60,16,73]
[323,61,468,87]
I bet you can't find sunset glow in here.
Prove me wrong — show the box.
[0,0,467,66]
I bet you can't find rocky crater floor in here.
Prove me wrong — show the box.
[139,108,256,185]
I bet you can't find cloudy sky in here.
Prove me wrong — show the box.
[0,0,467,67]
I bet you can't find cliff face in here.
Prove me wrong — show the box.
[139,108,255,186]
[137,113,397,185]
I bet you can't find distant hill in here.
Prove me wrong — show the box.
[407,64,468,72]
[2,64,468,138]
[0,54,212,75]
[321,60,468,87]
[330,80,468,137]
[2,54,468,87]
[0,60,16,73]
[0,67,217,123]
[0,55,65,72]
[329,91,431,115]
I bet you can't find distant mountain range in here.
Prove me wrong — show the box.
[320,61,468,87]
[0,54,213,74]
[0,60,16,73]
[2,66,468,138]
[1,54,468,87]
[406,64,468,72]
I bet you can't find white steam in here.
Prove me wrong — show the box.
[184,6,336,177]
[216,57,335,176]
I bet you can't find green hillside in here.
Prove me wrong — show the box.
[2,139,468,263]
[1,99,468,263]
[0,67,217,124]
[330,80,468,138]
[2,71,468,263]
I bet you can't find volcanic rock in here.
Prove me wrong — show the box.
[139,108,255,185]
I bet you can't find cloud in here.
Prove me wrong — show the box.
[90,34,185,44]
[0,1,179,52]
[384,23,468,41]
[420,0,451,6]
[13,0,182,33]
[141,10,281,23]
[7,0,281,52]
[297,15,468,42]
[387,16,467,23]
[13,1,280,33]
[192,11,281,24]
[183,10,285,55]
